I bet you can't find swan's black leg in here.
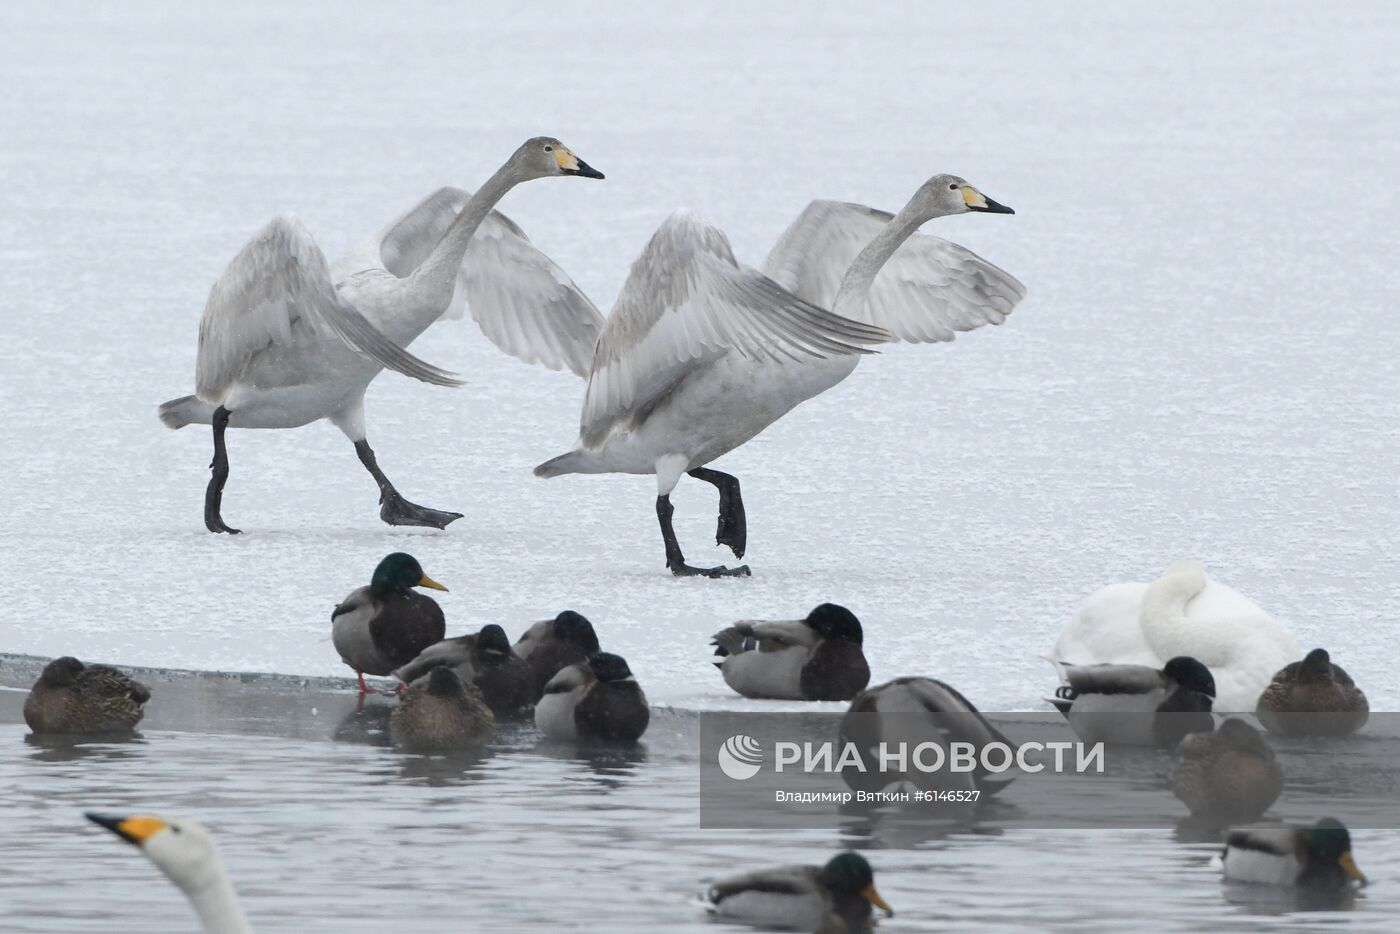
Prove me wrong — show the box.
[354,439,463,529]
[656,494,750,578]
[204,406,241,534]
[687,467,746,558]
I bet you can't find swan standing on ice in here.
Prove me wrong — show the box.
[158,138,603,533]
[87,813,250,933]
[1049,559,1301,711]
[536,175,1024,576]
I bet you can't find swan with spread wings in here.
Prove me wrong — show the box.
[535,174,1026,576]
[158,137,604,533]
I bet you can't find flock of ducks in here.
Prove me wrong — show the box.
[25,554,1377,931]
[156,136,1026,576]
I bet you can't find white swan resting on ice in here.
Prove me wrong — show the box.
[1049,559,1301,711]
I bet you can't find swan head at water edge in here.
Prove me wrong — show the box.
[513,136,604,180]
[86,813,230,896]
[912,174,1015,220]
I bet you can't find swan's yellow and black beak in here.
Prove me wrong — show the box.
[87,813,167,847]
[418,573,448,592]
[963,187,1015,214]
[863,883,895,917]
[555,148,604,179]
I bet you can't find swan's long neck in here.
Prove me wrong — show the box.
[185,874,252,934]
[1139,563,1209,658]
[399,162,520,336]
[831,199,930,320]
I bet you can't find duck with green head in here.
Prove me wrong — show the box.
[1048,655,1216,746]
[512,610,601,703]
[704,851,894,933]
[332,553,448,694]
[1222,818,1367,890]
[711,603,871,701]
[535,652,649,742]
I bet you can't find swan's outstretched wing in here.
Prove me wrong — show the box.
[333,187,604,377]
[761,199,1027,343]
[195,214,461,402]
[580,209,890,446]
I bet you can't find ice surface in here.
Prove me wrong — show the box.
[1,0,1399,719]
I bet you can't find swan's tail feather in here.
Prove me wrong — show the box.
[534,450,588,478]
[158,395,216,430]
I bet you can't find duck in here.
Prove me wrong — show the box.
[392,623,535,717]
[1256,648,1369,737]
[839,677,1017,797]
[86,812,251,933]
[1047,656,1216,746]
[1170,718,1283,824]
[389,666,495,752]
[1048,559,1300,711]
[512,610,600,702]
[535,652,649,742]
[704,851,894,934]
[712,603,870,701]
[24,657,151,735]
[535,177,1024,578]
[1221,818,1367,889]
[331,552,448,694]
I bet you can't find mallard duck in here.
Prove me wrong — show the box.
[87,813,250,932]
[331,552,447,694]
[704,851,893,934]
[512,610,600,702]
[1048,559,1300,711]
[1222,818,1367,889]
[1047,656,1216,746]
[839,677,1016,797]
[393,623,535,717]
[389,666,495,752]
[711,603,870,701]
[24,657,151,735]
[1256,648,1369,737]
[535,652,649,742]
[1170,718,1283,824]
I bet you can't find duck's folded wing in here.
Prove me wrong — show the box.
[1061,663,1165,696]
[580,210,890,446]
[761,199,1026,342]
[196,214,461,401]
[334,187,604,377]
[1224,827,1296,856]
[707,866,817,904]
[746,620,819,652]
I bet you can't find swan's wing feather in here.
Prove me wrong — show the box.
[761,199,1027,342]
[459,211,605,377]
[332,187,603,377]
[196,214,461,401]
[580,210,890,446]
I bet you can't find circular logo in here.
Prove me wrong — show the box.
[717,734,764,780]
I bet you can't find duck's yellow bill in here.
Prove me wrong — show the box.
[418,574,448,592]
[1340,851,1368,885]
[863,883,894,916]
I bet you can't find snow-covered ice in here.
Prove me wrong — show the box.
[2,0,1399,715]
